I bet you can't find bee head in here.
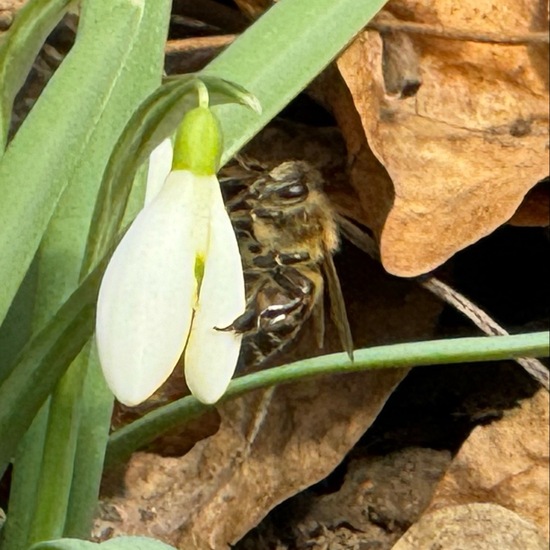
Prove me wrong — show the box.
[256,161,323,206]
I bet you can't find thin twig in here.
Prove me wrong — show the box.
[244,387,275,450]
[421,277,549,389]
[338,216,549,390]
[164,21,549,58]
[165,34,235,55]
[368,17,549,45]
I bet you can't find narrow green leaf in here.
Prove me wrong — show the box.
[0,404,48,550]
[0,260,105,478]
[63,351,114,537]
[0,0,74,151]
[203,0,389,164]
[30,541,95,550]
[34,0,171,327]
[0,258,37,385]
[106,332,549,467]
[6,1,171,542]
[30,536,176,549]
[0,0,144,327]
[27,354,89,545]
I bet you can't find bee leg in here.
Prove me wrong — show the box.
[215,296,259,334]
[257,297,304,331]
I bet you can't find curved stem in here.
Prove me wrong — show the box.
[106,331,549,467]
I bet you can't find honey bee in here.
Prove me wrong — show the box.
[112,159,354,432]
[220,159,354,369]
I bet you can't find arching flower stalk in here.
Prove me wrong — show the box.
[95,100,245,406]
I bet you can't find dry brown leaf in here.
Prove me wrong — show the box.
[508,177,550,226]
[232,0,270,20]
[426,389,550,539]
[328,1,549,276]
[0,0,25,30]
[94,374,407,548]
[391,503,548,550]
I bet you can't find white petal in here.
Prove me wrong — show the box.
[184,179,246,404]
[96,170,196,406]
[144,138,173,205]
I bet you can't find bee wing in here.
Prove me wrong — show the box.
[310,278,325,350]
[322,253,354,360]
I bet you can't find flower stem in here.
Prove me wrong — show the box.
[105,331,549,467]
[196,80,210,109]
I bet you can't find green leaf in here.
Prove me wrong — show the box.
[0,0,74,151]
[21,1,170,542]
[0,259,105,478]
[203,0,389,164]
[106,331,549,466]
[27,351,90,544]
[0,259,37,385]
[0,404,48,548]
[30,536,177,550]
[30,540,95,550]
[0,0,144,327]
[34,0,171,327]
[63,352,114,537]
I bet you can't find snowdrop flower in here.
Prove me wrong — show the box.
[96,106,245,406]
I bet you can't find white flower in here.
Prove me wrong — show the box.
[144,137,174,205]
[96,138,245,406]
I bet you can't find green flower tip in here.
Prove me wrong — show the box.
[194,254,205,288]
[173,107,222,175]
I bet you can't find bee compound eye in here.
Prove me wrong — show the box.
[276,182,309,201]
